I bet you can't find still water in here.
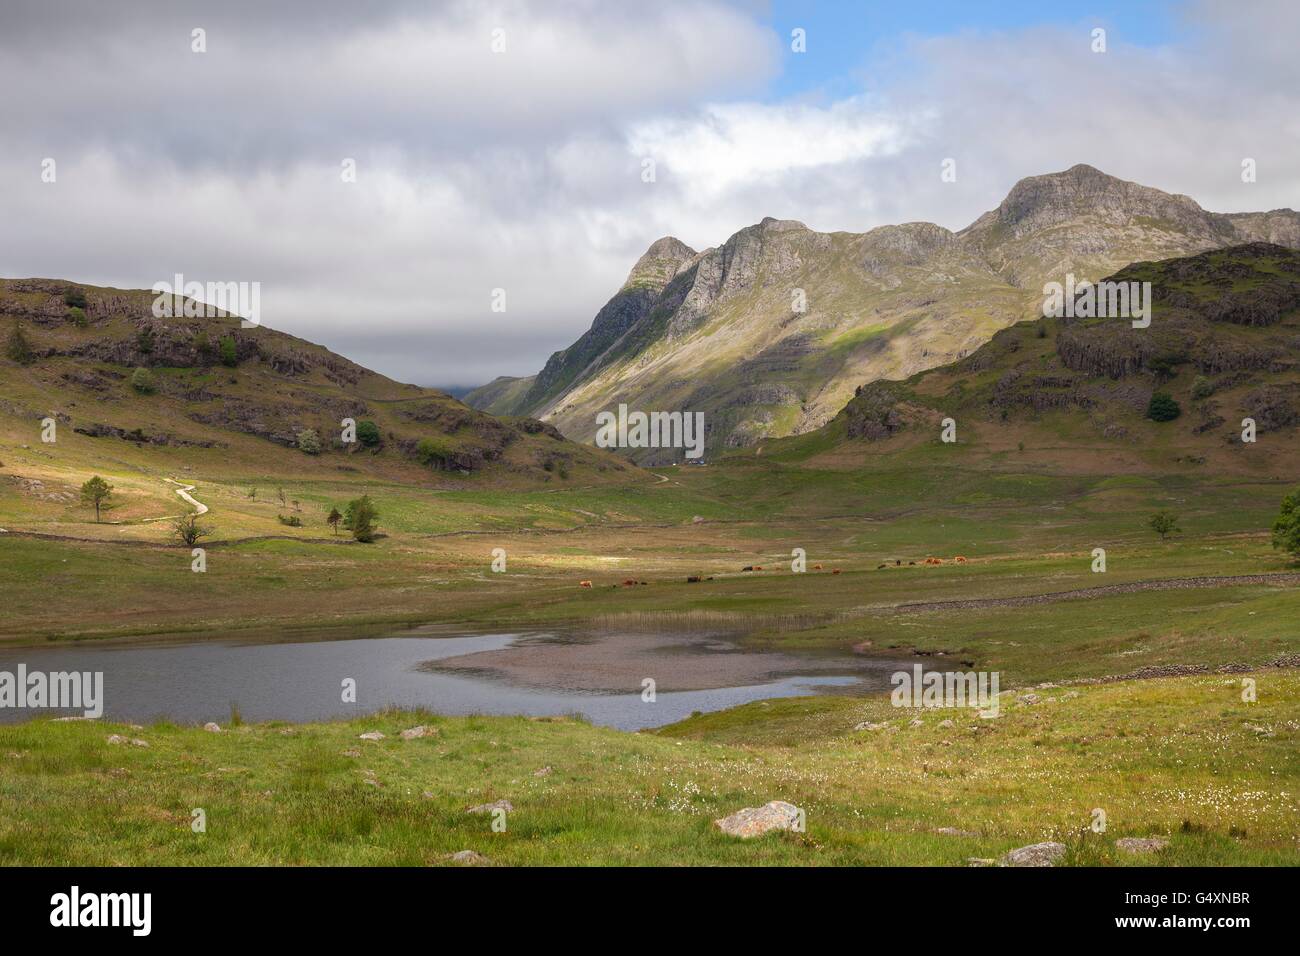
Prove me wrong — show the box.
[0,630,872,731]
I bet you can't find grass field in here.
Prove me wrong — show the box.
[2,414,1298,865]
[1,669,1294,866]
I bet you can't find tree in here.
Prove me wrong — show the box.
[66,306,88,328]
[80,476,113,522]
[5,323,34,365]
[296,428,322,455]
[346,495,379,542]
[1148,510,1180,541]
[1271,487,1300,558]
[194,330,213,361]
[218,335,238,367]
[135,326,155,354]
[356,420,381,447]
[1146,391,1181,422]
[171,513,214,547]
[63,289,87,309]
[131,367,156,394]
[326,507,342,536]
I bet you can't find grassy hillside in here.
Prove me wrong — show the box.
[0,277,635,492]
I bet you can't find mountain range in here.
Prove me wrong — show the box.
[465,165,1300,461]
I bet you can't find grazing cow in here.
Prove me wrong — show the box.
[908,561,916,566]
[687,575,702,583]
[754,565,763,571]
[622,578,637,586]
[742,566,754,572]
[954,556,968,564]
[813,563,823,570]
[877,563,887,569]
[579,580,593,588]
[832,568,842,575]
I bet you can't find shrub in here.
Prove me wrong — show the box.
[1146,392,1181,422]
[5,323,34,365]
[130,367,156,394]
[63,289,87,309]
[194,331,213,359]
[136,326,155,354]
[1271,488,1300,558]
[1190,376,1214,401]
[277,514,302,527]
[416,437,453,468]
[219,335,238,367]
[66,306,88,328]
[345,495,379,542]
[171,514,214,547]
[296,429,322,455]
[356,420,381,447]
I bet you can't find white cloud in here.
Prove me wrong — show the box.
[2,0,1297,388]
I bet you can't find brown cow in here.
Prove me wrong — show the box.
[579,580,593,588]
[832,568,842,575]
[812,563,823,570]
[954,556,968,564]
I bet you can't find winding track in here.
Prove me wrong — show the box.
[139,478,209,522]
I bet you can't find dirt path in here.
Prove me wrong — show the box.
[888,573,1300,614]
[139,478,209,523]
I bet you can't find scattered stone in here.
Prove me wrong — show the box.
[1061,691,1080,700]
[400,725,433,740]
[937,719,955,729]
[533,766,553,777]
[1018,694,1041,706]
[935,827,977,837]
[52,715,95,722]
[1002,841,1066,867]
[467,799,513,815]
[203,722,222,733]
[967,857,997,867]
[1115,837,1169,854]
[446,849,490,866]
[130,739,149,748]
[106,734,128,745]
[714,801,803,838]
[908,718,923,728]
[341,748,362,758]
[358,731,386,741]
[854,721,888,731]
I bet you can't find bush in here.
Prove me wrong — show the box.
[171,514,214,547]
[63,289,87,309]
[66,306,88,328]
[136,326,155,354]
[1190,376,1214,401]
[1271,488,1300,558]
[416,437,453,468]
[277,514,303,527]
[130,367,156,394]
[345,495,379,542]
[296,429,322,455]
[5,323,34,365]
[1146,392,1181,422]
[194,331,213,360]
[356,420,381,447]
[219,335,238,367]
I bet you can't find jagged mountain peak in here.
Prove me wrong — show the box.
[624,236,697,289]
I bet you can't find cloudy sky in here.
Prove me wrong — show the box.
[3,0,1298,389]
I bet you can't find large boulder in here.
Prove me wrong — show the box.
[714,801,803,839]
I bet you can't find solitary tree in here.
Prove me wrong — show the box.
[326,507,342,536]
[346,495,379,543]
[1148,510,1181,541]
[356,420,382,447]
[1271,487,1300,559]
[171,513,214,547]
[80,476,113,522]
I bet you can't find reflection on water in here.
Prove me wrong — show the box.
[0,631,867,731]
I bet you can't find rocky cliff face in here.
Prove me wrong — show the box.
[466,166,1300,462]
